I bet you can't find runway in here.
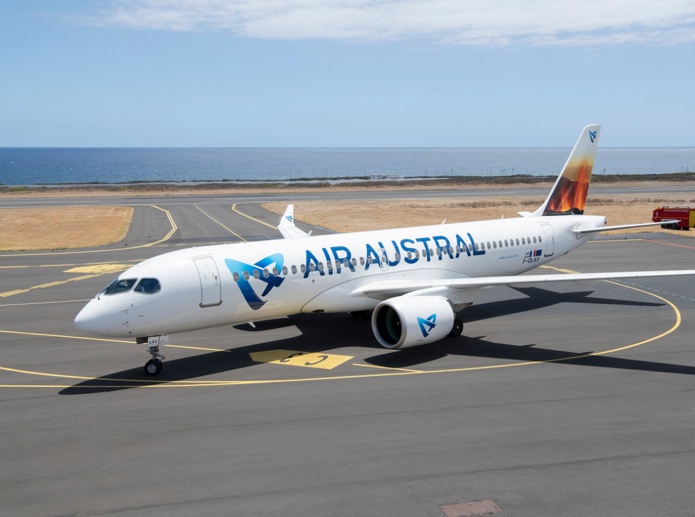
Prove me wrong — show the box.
[1,193,695,516]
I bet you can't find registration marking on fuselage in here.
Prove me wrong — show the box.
[250,349,353,370]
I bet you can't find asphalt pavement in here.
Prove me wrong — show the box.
[1,191,695,517]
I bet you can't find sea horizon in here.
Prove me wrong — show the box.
[2,146,694,186]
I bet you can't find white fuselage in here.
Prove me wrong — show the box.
[74,214,605,338]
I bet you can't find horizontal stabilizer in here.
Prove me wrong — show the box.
[573,220,680,235]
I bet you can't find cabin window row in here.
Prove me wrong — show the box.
[230,234,544,282]
[476,234,542,251]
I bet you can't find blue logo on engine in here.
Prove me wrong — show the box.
[225,253,285,310]
[417,314,437,337]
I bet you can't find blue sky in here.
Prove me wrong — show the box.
[1,1,694,147]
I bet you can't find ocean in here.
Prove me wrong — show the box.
[1,147,694,186]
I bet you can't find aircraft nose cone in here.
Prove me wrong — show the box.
[74,300,100,334]
[75,298,126,336]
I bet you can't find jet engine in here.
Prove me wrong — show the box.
[371,295,456,349]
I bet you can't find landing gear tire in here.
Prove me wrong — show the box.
[144,359,163,376]
[449,318,464,337]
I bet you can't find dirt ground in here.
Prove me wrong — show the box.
[1,185,694,251]
[0,206,133,252]
[263,193,695,236]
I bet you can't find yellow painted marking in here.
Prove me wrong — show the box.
[0,290,29,298]
[64,264,131,274]
[0,273,108,298]
[231,203,278,231]
[250,349,353,370]
[539,264,580,275]
[141,205,178,247]
[0,260,141,270]
[194,204,245,241]
[352,363,423,373]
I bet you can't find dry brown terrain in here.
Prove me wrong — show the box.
[1,185,694,251]
[263,193,695,236]
[0,206,133,251]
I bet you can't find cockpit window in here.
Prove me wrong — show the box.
[102,278,137,295]
[134,278,161,294]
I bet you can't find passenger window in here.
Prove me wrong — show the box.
[291,265,297,274]
[233,272,239,282]
[281,266,287,276]
[539,236,543,242]
[134,278,161,294]
[103,278,137,295]
[243,270,250,280]
[253,270,260,279]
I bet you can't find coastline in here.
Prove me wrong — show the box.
[3,173,695,199]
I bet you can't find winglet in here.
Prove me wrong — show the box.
[277,204,310,239]
[532,125,601,217]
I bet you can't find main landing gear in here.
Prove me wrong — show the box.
[137,335,168,376]
[449,318,464,338]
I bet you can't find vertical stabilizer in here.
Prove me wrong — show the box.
[531,125,601,217]
[277,204,310,239]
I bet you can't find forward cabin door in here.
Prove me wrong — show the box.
[541,223,555,257]
[194,257,222,307]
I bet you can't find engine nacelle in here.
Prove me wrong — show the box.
[371,296,455,349]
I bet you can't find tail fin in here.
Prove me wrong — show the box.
[530,124,601,217]
[277,204,310,239]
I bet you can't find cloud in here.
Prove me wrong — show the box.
[78,0,695,46]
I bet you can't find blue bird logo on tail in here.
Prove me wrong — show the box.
[225,253,285,310]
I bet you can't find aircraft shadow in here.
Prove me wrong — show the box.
[59,314,379,395]
[362,336,695,377]
[59,289,686,395]
[464,286,663,323]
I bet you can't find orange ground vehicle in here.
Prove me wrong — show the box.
[652,207,695,230]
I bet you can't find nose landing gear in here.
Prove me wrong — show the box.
[138,335,168,376]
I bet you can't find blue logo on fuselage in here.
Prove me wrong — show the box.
[225,254,284,310]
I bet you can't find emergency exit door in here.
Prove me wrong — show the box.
[540,223,555,257]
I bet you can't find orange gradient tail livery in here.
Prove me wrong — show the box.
[533,125,600,216]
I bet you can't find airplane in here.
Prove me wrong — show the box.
[74,125,695,376]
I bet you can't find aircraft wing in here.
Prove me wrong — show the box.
[352,270,695,300]
[277,205,310,239]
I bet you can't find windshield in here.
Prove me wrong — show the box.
[102,278,137,296]
[134,278,161,294]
